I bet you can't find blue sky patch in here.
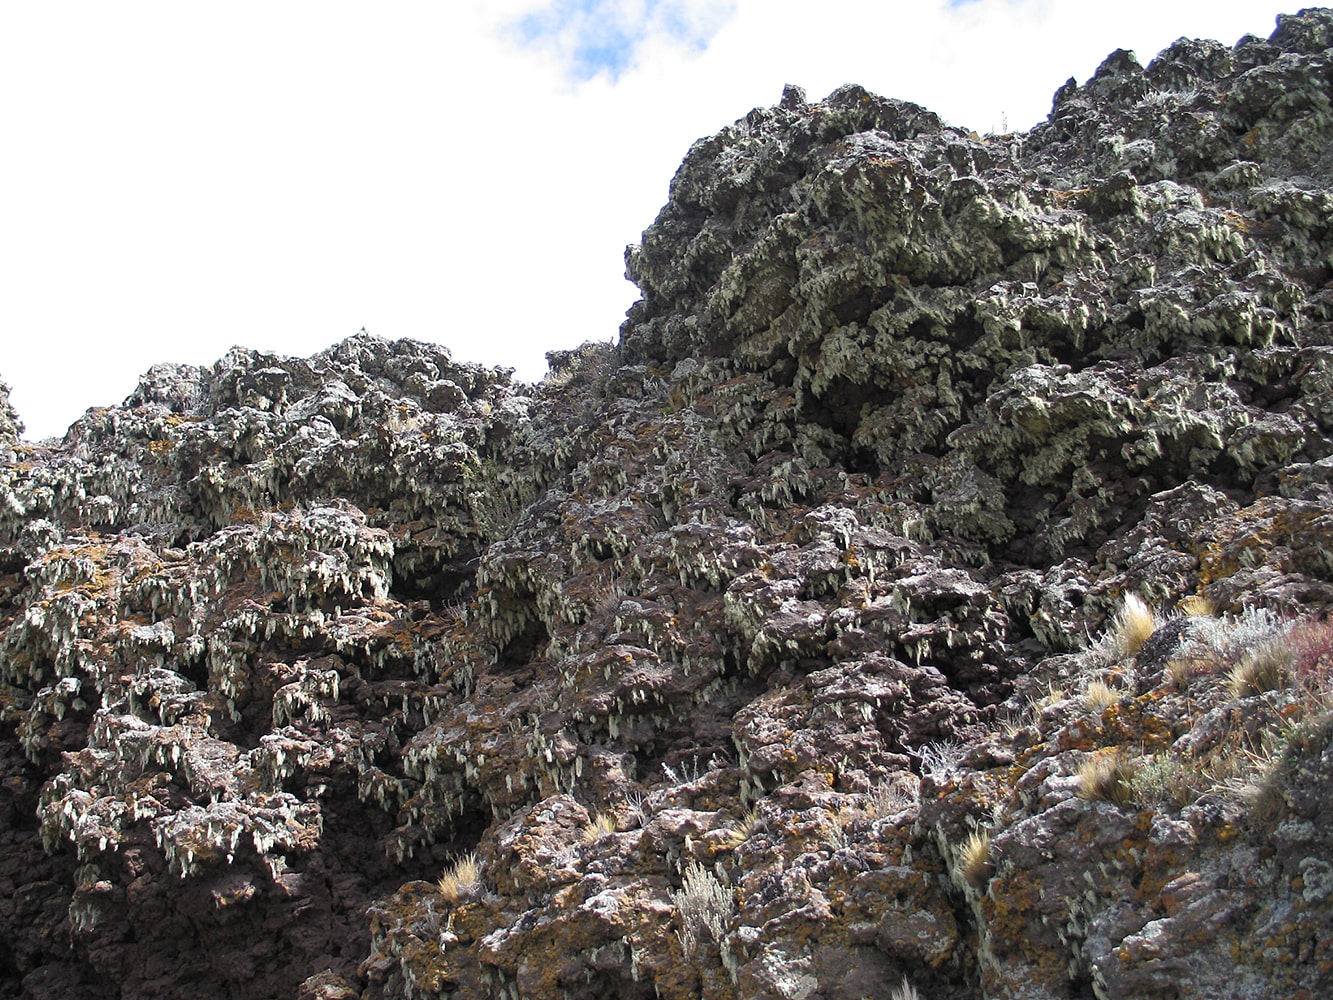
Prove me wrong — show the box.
[512,0,736,82]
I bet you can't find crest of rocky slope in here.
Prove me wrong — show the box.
[4,9,1333,1000]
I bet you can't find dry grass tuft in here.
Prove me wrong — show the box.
[888,978,922,1000]
[1178,595,1216,617]
[1112,594,1157,657]
[1082,679,1121,712]
[437,852,482,904]
[953,829,993,886]
[672,861,734,955]
[1166,654,1202,688]
[581,811,617,845]
[714,808,759,849]
[1076,753,1137,807]
[1227,642,1291,699]
[734,806,759,838]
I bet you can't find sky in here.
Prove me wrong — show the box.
[1,0,1298,440]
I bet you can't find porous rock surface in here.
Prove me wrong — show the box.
[4,10,1333,999]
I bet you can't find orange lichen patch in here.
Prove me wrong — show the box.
[1135,848,1201,909]
[1049,187,1089,208]
[1051,717,1106,753]
[34,542,114,597]
[1096,698,1177,753]
[977,871,1074,994]
[1221,209,1257,233]
[1194,498,1333,585]
[230,506,261,524]
[372,616,448,655]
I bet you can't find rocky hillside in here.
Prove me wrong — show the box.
[4,9,1333,999]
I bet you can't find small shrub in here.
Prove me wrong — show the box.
[1169,605,1291,685]
[1289,615,1333,691]
[1076,753,1136,807]
[1226,606,1287,652]
[867,778,918,819]
[671,861,734,955]
[437,852,482,905]
[915,741,964,781]
[1112,594,1157,657]
[1132,753,1193,808]
[541,340,618,395]
[953,829,992,886]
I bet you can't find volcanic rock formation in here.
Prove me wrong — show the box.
[4,9,1333,999]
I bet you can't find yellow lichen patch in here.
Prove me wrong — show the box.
[231,506,260,525]
[1222,209,1256,233]
[1099,697,1176,753]
[1195,499,1333,586]
[1050,187,1089,208]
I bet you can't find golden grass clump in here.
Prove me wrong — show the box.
[953,829,993,886]
[1167,654,1201,688]
[1178,595,1216,617]
[1227,642,1292,699]
[714,807,759,849]
[1082,679,1121,712]
[1076,753,1137,807]
[1112,594,1157,657]
[734,806,759,838]
[581,811,617,845]
[437,852,482,904]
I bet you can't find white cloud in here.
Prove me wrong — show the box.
[0,0,1297,439]
[507,0,738,81]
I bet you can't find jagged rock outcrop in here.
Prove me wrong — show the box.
[4,9,1333,1000]
[0,381,22,453]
